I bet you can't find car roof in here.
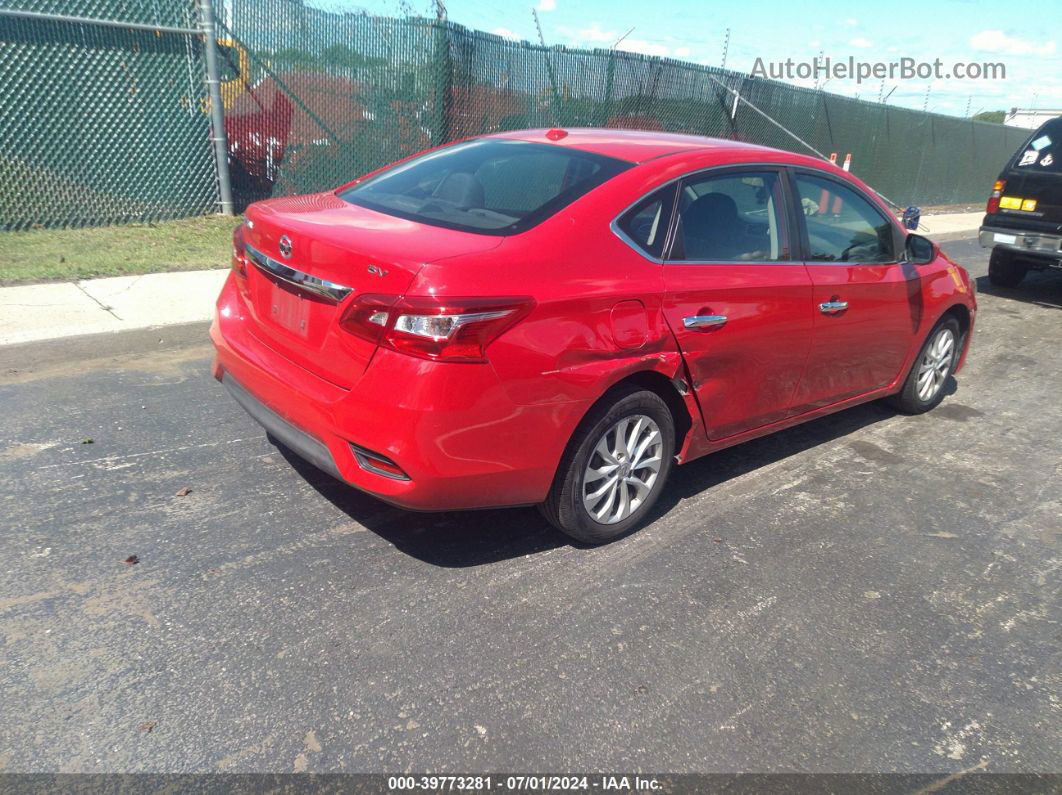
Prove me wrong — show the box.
[486,128,776,163]
[482,127,885,211]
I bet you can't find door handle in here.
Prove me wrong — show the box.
[683,315,728,330]
[819,301,849,314]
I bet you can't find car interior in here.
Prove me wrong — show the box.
[797,176,894,263]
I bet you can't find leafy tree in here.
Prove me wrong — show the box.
[973,110,1005,123]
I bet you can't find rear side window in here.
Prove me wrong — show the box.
[616,186,674,259]
[670,171,790,262]
[795,174,896,263]
[339,140,631,235]
[1011,119,1062,174]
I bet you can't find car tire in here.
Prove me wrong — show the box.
[540,386,675,544]
[887,316,961,414]
[988,247,1027,288]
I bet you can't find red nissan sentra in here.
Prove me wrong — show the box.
[211,129,976,543]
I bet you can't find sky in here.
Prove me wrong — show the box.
[329,0,1061,118]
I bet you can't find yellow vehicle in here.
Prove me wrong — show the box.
[215,38,251,109]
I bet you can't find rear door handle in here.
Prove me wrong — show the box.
[819,301,849,314]
[683,315,728,330]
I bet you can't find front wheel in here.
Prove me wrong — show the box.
[887,316,961,414]
[540,387,675,544]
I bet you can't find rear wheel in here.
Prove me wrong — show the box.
[540,387,675,544]
[887,316,961,414]
[988,247,1027,288]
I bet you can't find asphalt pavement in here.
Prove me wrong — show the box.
[0,238,1059,774]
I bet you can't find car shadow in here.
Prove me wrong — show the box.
[975,269,1062,309]
[275,391,930,566]
[643,398,911,525]
[274,442,569,566]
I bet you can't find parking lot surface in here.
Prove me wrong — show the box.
[0,238,1059,773]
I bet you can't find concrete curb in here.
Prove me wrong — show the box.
[0,215,984,348]
[0,269,227,346]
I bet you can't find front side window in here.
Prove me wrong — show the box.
[339,140,631,235]
[670,171,789,262]
[795,174,896,263]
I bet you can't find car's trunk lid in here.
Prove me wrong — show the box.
[242,192,503,388]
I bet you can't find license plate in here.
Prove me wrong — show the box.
[270,283,311,337]
[994,233,1017,244]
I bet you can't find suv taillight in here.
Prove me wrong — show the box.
[340,295,534,363]
[986,179,1005,214]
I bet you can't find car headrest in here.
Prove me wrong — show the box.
[685,192,739,231]
[433,172,485,209]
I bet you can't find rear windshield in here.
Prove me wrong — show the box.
[1009,118,1062,174]
[338,140,631,235]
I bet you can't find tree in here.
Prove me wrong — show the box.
[973,110,1005,123]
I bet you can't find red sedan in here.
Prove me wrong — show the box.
[211,129,976,543]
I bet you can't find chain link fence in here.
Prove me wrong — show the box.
[222,3,1030,212]
[1,0,1034,231]
[0,0,218,230]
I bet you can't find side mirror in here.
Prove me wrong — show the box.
[905,233,936,265]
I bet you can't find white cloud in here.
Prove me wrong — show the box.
[573,21,688,58]
[845,18,858,27]
[571,22,689,59]
[970,29,1055,56]
[577,22,614,44]
[492,27,520,40]
[848,37,873,49]
[537,0,556,11]
[618,38,671,57]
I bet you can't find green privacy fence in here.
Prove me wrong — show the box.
[221,3,1031,212]
[0,0,218,230]
[0,0,1033,231]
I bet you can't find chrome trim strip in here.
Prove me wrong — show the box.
[246,244,353,303]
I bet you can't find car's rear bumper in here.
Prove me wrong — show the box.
[210,273,587,511]
[223,373,343,482]
[979,225,1062,264]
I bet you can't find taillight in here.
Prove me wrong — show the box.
[340,293,398,346]
[986,179,1005,214]
[340,295,534,362]
[232,223,248,278]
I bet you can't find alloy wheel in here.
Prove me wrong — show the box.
[916,327,955,402]
[582,414,663,525]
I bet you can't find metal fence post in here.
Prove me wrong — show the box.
[199,0,234,216]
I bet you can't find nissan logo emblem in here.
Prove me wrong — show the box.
[278,235,293,259]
